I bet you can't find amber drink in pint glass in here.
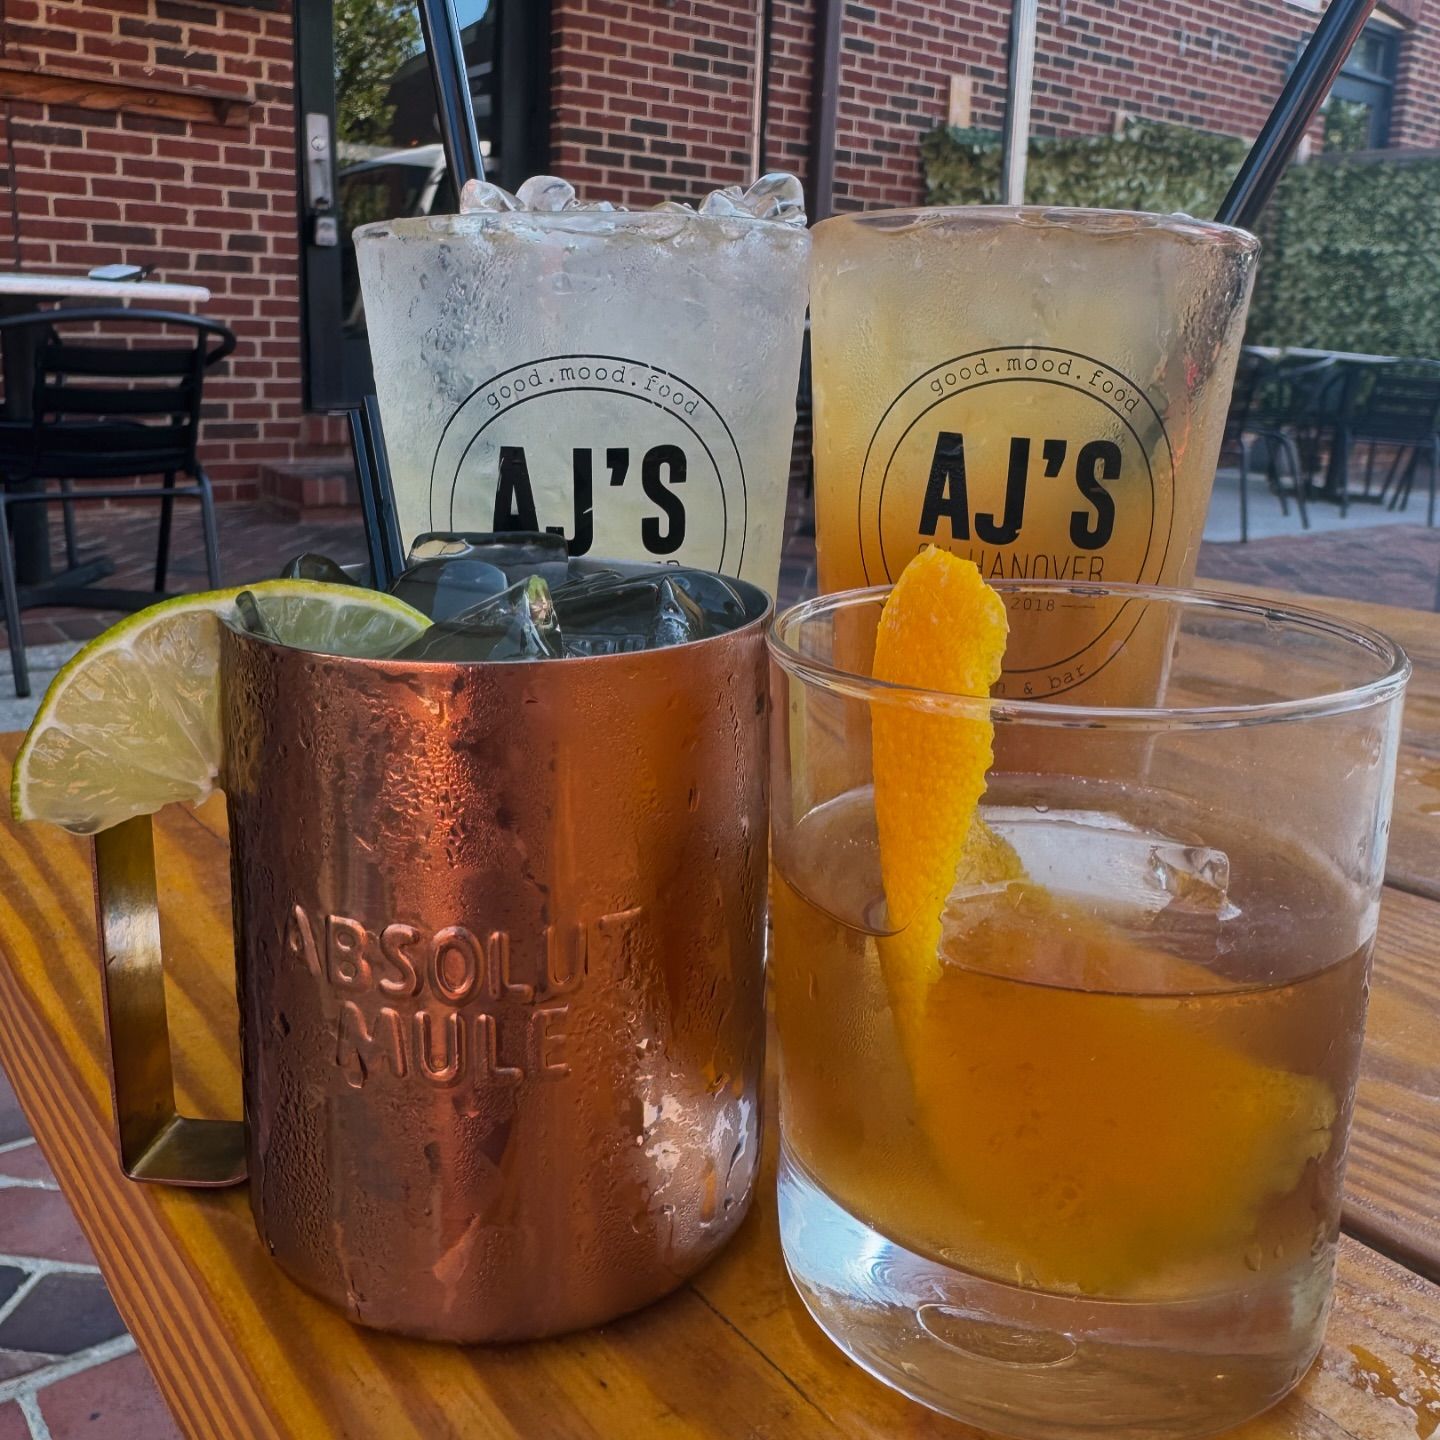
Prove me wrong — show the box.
[809,208,1258,701]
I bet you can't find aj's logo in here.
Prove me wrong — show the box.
[918,434,1121,551]
[492,445,689,557]
[427,355,748,576]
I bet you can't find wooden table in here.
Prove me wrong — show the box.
[1244,344,1398,366]
[1,589,1439,1439]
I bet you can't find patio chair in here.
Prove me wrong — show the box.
[1333,361,1440,524]
[1224,351,1330,542]
[0,307,235,696]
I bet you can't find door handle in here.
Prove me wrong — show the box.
[304,111,334,214]
[304,112,339,247]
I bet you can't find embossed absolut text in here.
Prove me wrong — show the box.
[283,903,644,1090]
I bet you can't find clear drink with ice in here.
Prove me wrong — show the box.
[355,176,810,592]
[261,533,759,663]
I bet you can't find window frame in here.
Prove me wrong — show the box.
[1325,20,1400,150]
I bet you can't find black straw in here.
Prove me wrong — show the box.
[1216,0,1377,230]
[348,401,404,589]
[416,0,487,189]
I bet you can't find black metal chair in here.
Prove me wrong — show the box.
[1331,361,1440,524]
[1224,351,1332,541]
[0,307,236,696]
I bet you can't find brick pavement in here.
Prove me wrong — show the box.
[1197,523,1440,613]
[0,1072,178,1440]
[0,485,1434,1435]
[12,480,1433,655]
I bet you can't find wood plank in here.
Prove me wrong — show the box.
[1208,585,1440,899]
[0,739,1438,1437]
[694,1193,1440,1440]
[1246,1244,1440,1440]
[0,59,250,126]
[1243,589,1440,899]
[1348,885,1440,1282]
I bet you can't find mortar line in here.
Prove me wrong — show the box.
[16,1390,51,1440]
[0,1334,136,1405]
[0,1271,40,1328]
[0,1255,101,1277]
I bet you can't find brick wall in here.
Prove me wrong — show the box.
[766,1,814,186]
[550,0,825,207]
[550,0,760,207]
[1392,2,1440,146]
[553,0,1440,215]
[0,0,308,501]
[827,0,1413,212]
[1,0,1435,512]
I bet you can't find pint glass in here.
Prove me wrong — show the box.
[357,206,811,591]
[810,207,1258,699]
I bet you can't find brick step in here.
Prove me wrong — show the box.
[257,453,359,520]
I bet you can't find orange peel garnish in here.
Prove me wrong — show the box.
[868,548,1335,1294]
[871,547,1010,1051]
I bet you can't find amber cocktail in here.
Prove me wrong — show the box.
[768,578,1407,1439]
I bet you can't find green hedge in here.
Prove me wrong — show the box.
[920,120,1245,218]
[921,122,1440,359]
[1244,151,1440,358]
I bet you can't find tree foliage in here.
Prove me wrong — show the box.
[920,119,1246,218]
[1245,150,1440,358]
[1321,98,1372,155]
[921,120,1440,359]
[334,0,421,150]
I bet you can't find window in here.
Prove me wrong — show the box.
[1323,20,1400,151]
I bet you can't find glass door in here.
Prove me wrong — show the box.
[294,0,550,410]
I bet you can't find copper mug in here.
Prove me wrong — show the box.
[91,580,770,1341]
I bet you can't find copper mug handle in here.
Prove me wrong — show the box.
[91,814,246,1187]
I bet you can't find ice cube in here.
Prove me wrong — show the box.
[469,172,805,224]
[667,569,752,631]
[459,179,520,214]
[555,574,709,656]
[235,590,280,642]
[738,172,807,225]
[699,186,748,219]
[406,533,474,563]
[652,576,707,648]
[554,577,655,656]
[982,808,1229,915]
[1145,844,1240,957]
[389,556,509,621]
[279,553,360,586]
[394,576,562,662]
[405,530,570,584]
[1149,844,1233,916]
[550,568,626,601]
[515,175,576,212]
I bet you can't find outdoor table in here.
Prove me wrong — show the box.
[0,585,1436,1439]
[1241,346,1418,509]
[0,273,211,592]
[1244,344,1398,366]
